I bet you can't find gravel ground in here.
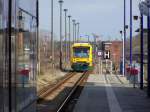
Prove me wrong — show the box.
[37,68,68,92]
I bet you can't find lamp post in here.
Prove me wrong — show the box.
[86,35,90,43]
[139,0,150,97]
[130,0,133,67]
[75,23,77,42]
[8,0,12,111]
[85,35,90,43]
[72,19,75,43]
[68,15,71,59]
[94,35,97,60]
[124,0,126,76]
[80,35,83,42]
[36,0,40,76]
[140,14,144,90]
[133,15,144,90]
[120,30,125,76]
[51,0,54,68]
[58,0,63,70]
[64,9,68,65]
[77,22,80,42]
[147,3,150,97]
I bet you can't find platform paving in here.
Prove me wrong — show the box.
[73,74,150,112]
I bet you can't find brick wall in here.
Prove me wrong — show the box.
[110,41,122,67]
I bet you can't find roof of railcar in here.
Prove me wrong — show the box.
[72,43,92,47]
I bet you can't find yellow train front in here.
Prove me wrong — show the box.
[71,43,93,71]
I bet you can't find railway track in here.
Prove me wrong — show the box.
[37,71,89,112]
[37,72,76,99]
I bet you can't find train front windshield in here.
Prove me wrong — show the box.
[73,47,90,58]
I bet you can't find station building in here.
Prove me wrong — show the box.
[0,0,38,111]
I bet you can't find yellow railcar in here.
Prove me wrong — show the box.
[71,43,93,71]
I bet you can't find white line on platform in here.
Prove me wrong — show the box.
[103,75,123,112]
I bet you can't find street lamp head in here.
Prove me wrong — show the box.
[146,0,150,6]
[133,15,138,20]
[72,19,75,22]
[68,15,71,18]
[120,30,123,34]
[58,0,63,4]
[125,25,128,29]
[135,28,140,33]
[64,9,68,12]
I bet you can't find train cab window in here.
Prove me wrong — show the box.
[73,47,90,58]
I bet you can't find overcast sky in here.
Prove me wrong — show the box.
[39,0,145,41]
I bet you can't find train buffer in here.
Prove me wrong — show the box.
[73,74,150,112]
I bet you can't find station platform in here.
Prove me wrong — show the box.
[73,74,150,112]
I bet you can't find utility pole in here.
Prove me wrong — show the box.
[58,0,63,70]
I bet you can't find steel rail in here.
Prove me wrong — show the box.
[38,72,76,100]
[56,71,89,112]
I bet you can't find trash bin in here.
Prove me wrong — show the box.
[129,68,138,87]
[120,61,123,75]
[126,66,131,80]
[133,63,140,83]
[19,69,30,87]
